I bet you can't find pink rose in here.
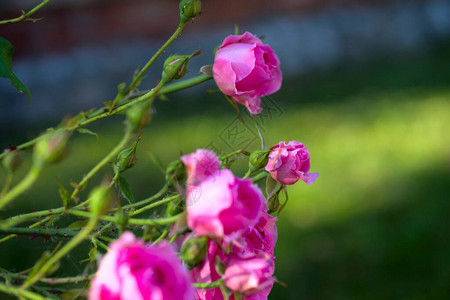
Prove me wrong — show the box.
[213,32,282,115]
[224,254,275,297]
[181,149,221,188]
[265,141,319,185]
[234,211,278,258]
[187,169,265,237]
[89,232,193,300]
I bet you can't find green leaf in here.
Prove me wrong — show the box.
[67,219,89,229]
[77,128,99,141]
[56,178,71,208]
[118,176,135,204]
[80,239,97,263]
[0,37,31,100]
[265,175,278,198]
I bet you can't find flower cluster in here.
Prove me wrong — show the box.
[88,29,318,300]
[88,142,318,299]
[182,149,277,299]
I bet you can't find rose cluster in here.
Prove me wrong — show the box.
[88,30,318,299]
[182,149,277,299]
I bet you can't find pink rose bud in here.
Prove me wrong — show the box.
[213,32,282,115]
[224,254,275,296]
[265,141,319,185]
[181,149,220,188]
[187,169,265,237]
[89,232,194,300]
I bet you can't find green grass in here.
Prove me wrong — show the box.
[1,43,449,299]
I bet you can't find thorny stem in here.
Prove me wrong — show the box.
[70,130,133,204]
[0,227,78,237]
[0,74,212,160]
[0,218,49,244]
[0,283,44,300]
[22,217,99,289]
[0,267,94,285]
[0,184,169,229]
[123,21,186,96]
[129,194,179,217]
[67,209,182,226]
[0,0,51,25]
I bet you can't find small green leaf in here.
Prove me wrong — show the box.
[265,175,278,198]
[117,82,126,93]
[67,219,89,229]
[103,101,114,109]
[77,128,99,141]
[80,240,97,263]
[118,176,135,204]
[0,37,31,100]
[56,178,71,208]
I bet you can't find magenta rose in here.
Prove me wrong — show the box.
[265,141,319,185]
[213,31,282,115]
[187,169,265,237]
[224,254,275,297]
[89,232,193,300]
[181,149,221,188]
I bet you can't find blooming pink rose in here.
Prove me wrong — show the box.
[213,32,282,115]
[234,211,278,258]
[187,169,265,237]
[224,254,275,296]
[89,232,193,300]
[181,149,220,189]
[265,141,319,185]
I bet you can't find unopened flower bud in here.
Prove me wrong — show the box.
[161,51,201,84]
[2,149,22,172]
[180,236,207,269]
[33,131,70,165]
[89,184,111,217]
[127,102,152,131]
[179,0,201,23]
[165,159,186,185]
[162,55,190,84]
[248,149,270,171]
[114,139,140,173]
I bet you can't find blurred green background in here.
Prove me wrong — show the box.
[1,41,450,299]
